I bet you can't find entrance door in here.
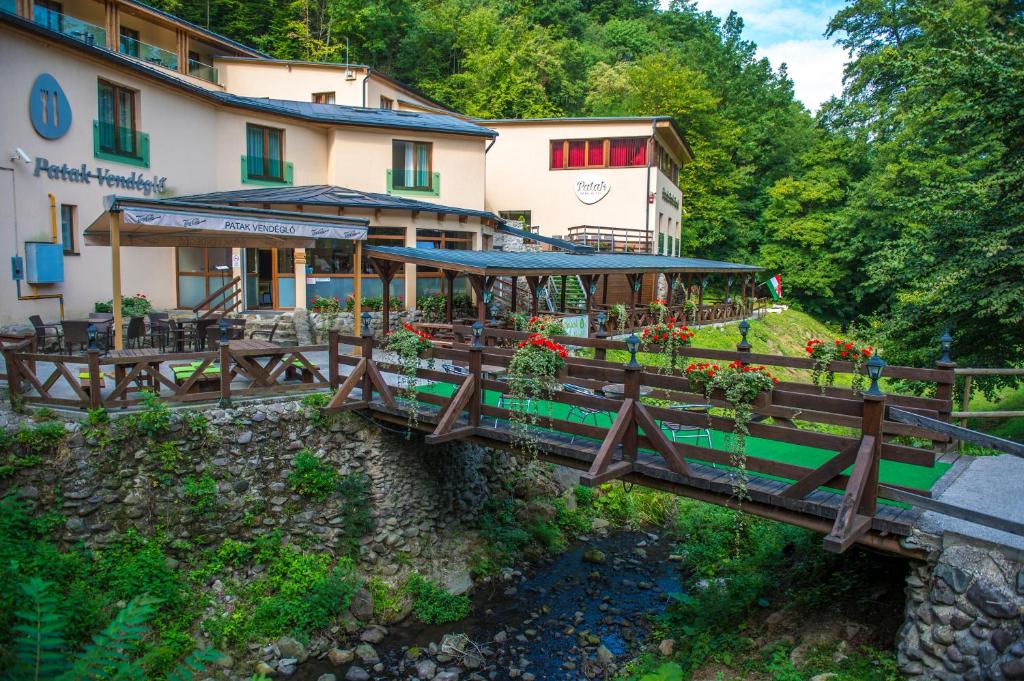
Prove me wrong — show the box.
[244,248,294,309]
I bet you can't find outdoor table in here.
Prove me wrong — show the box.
[107,348,166,394]
[600,383,654,399]
[227,339,292,386]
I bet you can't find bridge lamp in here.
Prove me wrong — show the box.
[360,311,372,336]
[489,301,501,323]
[472,321,484,348]
[87,324,98,351]
[939,329,953,364]
[738,319,751,350]
[865,352,886,397]
[596,311,607,333]
[218,318,228,344]
[626,333,641,368]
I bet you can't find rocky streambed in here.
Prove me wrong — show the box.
[292,530,683,681]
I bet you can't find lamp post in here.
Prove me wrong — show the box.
[626,333,641,368]
[472,321,483,348]
[737,319,751,352]
[865,351,886,397]
[939,329,953,365]
[87,323,98,351]
[360,311,372,337]
[596,311,607,334]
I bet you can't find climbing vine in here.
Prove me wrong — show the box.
[385,322,435,434]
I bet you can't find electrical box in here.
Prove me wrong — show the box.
[24,242,64,284]
[11,255,24,281]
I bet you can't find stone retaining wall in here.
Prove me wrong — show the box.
[899,532,1024,680]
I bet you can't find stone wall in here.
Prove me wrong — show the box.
[899,532,1024,680]
[1,400,532,587]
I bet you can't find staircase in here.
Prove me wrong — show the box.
[547,275,586,312]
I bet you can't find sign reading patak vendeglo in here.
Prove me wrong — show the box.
[574,173,610,204]
[122,207,368,241]
[34,157,168,196]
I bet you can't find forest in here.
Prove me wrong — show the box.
[151,0,1024,372]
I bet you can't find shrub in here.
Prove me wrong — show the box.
[416,294,447,323]
[334,472,373,557]
[301,392,333,430]
[95,294,152,317]
[136,390,170,438]
[15,421,66,455]
[366,576,403,621]
[288,450,340,501]
[183,473,218,515]
[405,573,470,624]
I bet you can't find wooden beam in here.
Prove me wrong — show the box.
[580,399,633,486]
[353,240,363,337]
[634,403,693,477]
[325,359,366,411]
[823,434,876,553]
[426,375,476,443]
[781,443,858,500]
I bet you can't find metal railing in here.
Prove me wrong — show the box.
[119,34,178,70]
[188,58,219,84]
[31,5,107,47]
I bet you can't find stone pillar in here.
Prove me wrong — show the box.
[293,248,307,310]
[898,533,1024,680]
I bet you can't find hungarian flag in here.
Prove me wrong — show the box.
[765,274,782,301]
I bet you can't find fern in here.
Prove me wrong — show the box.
[8,578,68,681]
[164,649,221,681]
[60,595,159,681]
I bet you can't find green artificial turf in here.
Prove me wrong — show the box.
[416,381,950,494]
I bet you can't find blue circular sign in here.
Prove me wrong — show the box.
[29,73,72,140]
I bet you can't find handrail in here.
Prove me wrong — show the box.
[192,276,242,319]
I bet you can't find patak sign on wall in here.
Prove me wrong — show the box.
[574,173,610,204]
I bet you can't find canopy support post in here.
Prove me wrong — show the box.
[444,270,457,324]
[509,275,518,314]
[353,240,363,339]
[111,209,124,350]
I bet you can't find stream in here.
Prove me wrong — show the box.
[294,530,684,680]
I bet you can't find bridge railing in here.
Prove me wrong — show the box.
[325,326,955,553]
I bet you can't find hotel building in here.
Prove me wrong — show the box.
[0,0,693,325]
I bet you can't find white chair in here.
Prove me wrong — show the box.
[443,364,470,376]
[562,383,611,443]
[660,403,713,448]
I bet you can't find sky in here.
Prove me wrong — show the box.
[690,0,849,112]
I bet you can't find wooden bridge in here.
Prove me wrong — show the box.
[4,321,1021,558]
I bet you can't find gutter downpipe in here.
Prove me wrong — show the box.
[11,182,64,319]
[361,68,371,108]
[644,119,655,254]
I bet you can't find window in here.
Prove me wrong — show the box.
[97,80,138,157]
[392,140,432,190]
[380,96,394,110]
[550,137,648,169]
[246,124,285,181]
[312,91,335,104]
[498,211,532,229]
[33,1,62,31]
[175,247,232,308]
[60,204,76,254]
[655,142,679,180]
[119,27,139,57]
[658,232,665,255]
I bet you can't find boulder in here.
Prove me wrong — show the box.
[276,636,308,662]
[350,588,375,620]
[328,648,354,665]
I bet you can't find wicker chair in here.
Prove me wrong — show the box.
[29,315,62,351]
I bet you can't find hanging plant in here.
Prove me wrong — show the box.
[527,315,567,336]
[684,360,777,533]
[640,318,695,372]
[385,322,435,434]
[805,338,873,393]
[682,299,697,323]
[647,298,668,324]
[506,333,569,456]
[609,304,627,330]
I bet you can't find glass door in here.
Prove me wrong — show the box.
[244,248,293,309]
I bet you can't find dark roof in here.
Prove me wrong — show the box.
[496,224,593,254]
[0,13,490,138]
[173,185,499,221]
[364,246,762,277]
[125,0,269,58]
[208,95,495,137]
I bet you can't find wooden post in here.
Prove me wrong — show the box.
[353,241,363,338]
[509,275,518,314]
[594,325,608,362]
[219,340,232,407]
[526,277,540,317]
[469,275,487,323]
[601,273,609,306]
[959,374,973,436]
[2,346,21,406]
[87,348,102,409]
[111,210,124,350]
[622,362,640,463]
[859,393,885,518]
[329,329,340,390]
[935,358,956,453]
[697,277,705,325]
[361,323,374,403]
[444,270,457,324]
[468,342,482,427]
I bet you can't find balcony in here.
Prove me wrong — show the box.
[188,58,218,84]
[27,4,108,48]
[564,225,654,253]
[119,33,178,70]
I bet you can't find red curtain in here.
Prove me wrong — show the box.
[568,141,586,168]
[588,141,604,166]
[609,138,647,167]
[550,141,564,168]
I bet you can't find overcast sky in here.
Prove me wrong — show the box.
[690,0,849,112]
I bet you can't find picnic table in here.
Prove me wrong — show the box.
[107,347,166,394]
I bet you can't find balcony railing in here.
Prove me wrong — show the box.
[119,34,178,70]
[188,58,219,84]
[30,5,108,47]
[93,121,151,168]
[564,225,654,253]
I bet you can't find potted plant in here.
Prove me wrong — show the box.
[640,318,694,371]
[506,332,569,455]
[527,315,567,337]
[385,322,435,433]
[805,338,873,393]
[608,304,628,331]
[647,298,668,324]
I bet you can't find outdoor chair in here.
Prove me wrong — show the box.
[443,364,470,376]
[164,319,193,353]
[148,313,169,350]
[194,318,220,351]
[249,320,278,343]
[124,317,146,349]
[29,315,62,351]
[660,403,713,449]
[562,383,611,443]
[205,323,245,350]
[61,320,92,354]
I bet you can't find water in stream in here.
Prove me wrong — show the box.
[295,530,683,680]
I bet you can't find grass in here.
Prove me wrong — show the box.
[963,383,1024,441]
